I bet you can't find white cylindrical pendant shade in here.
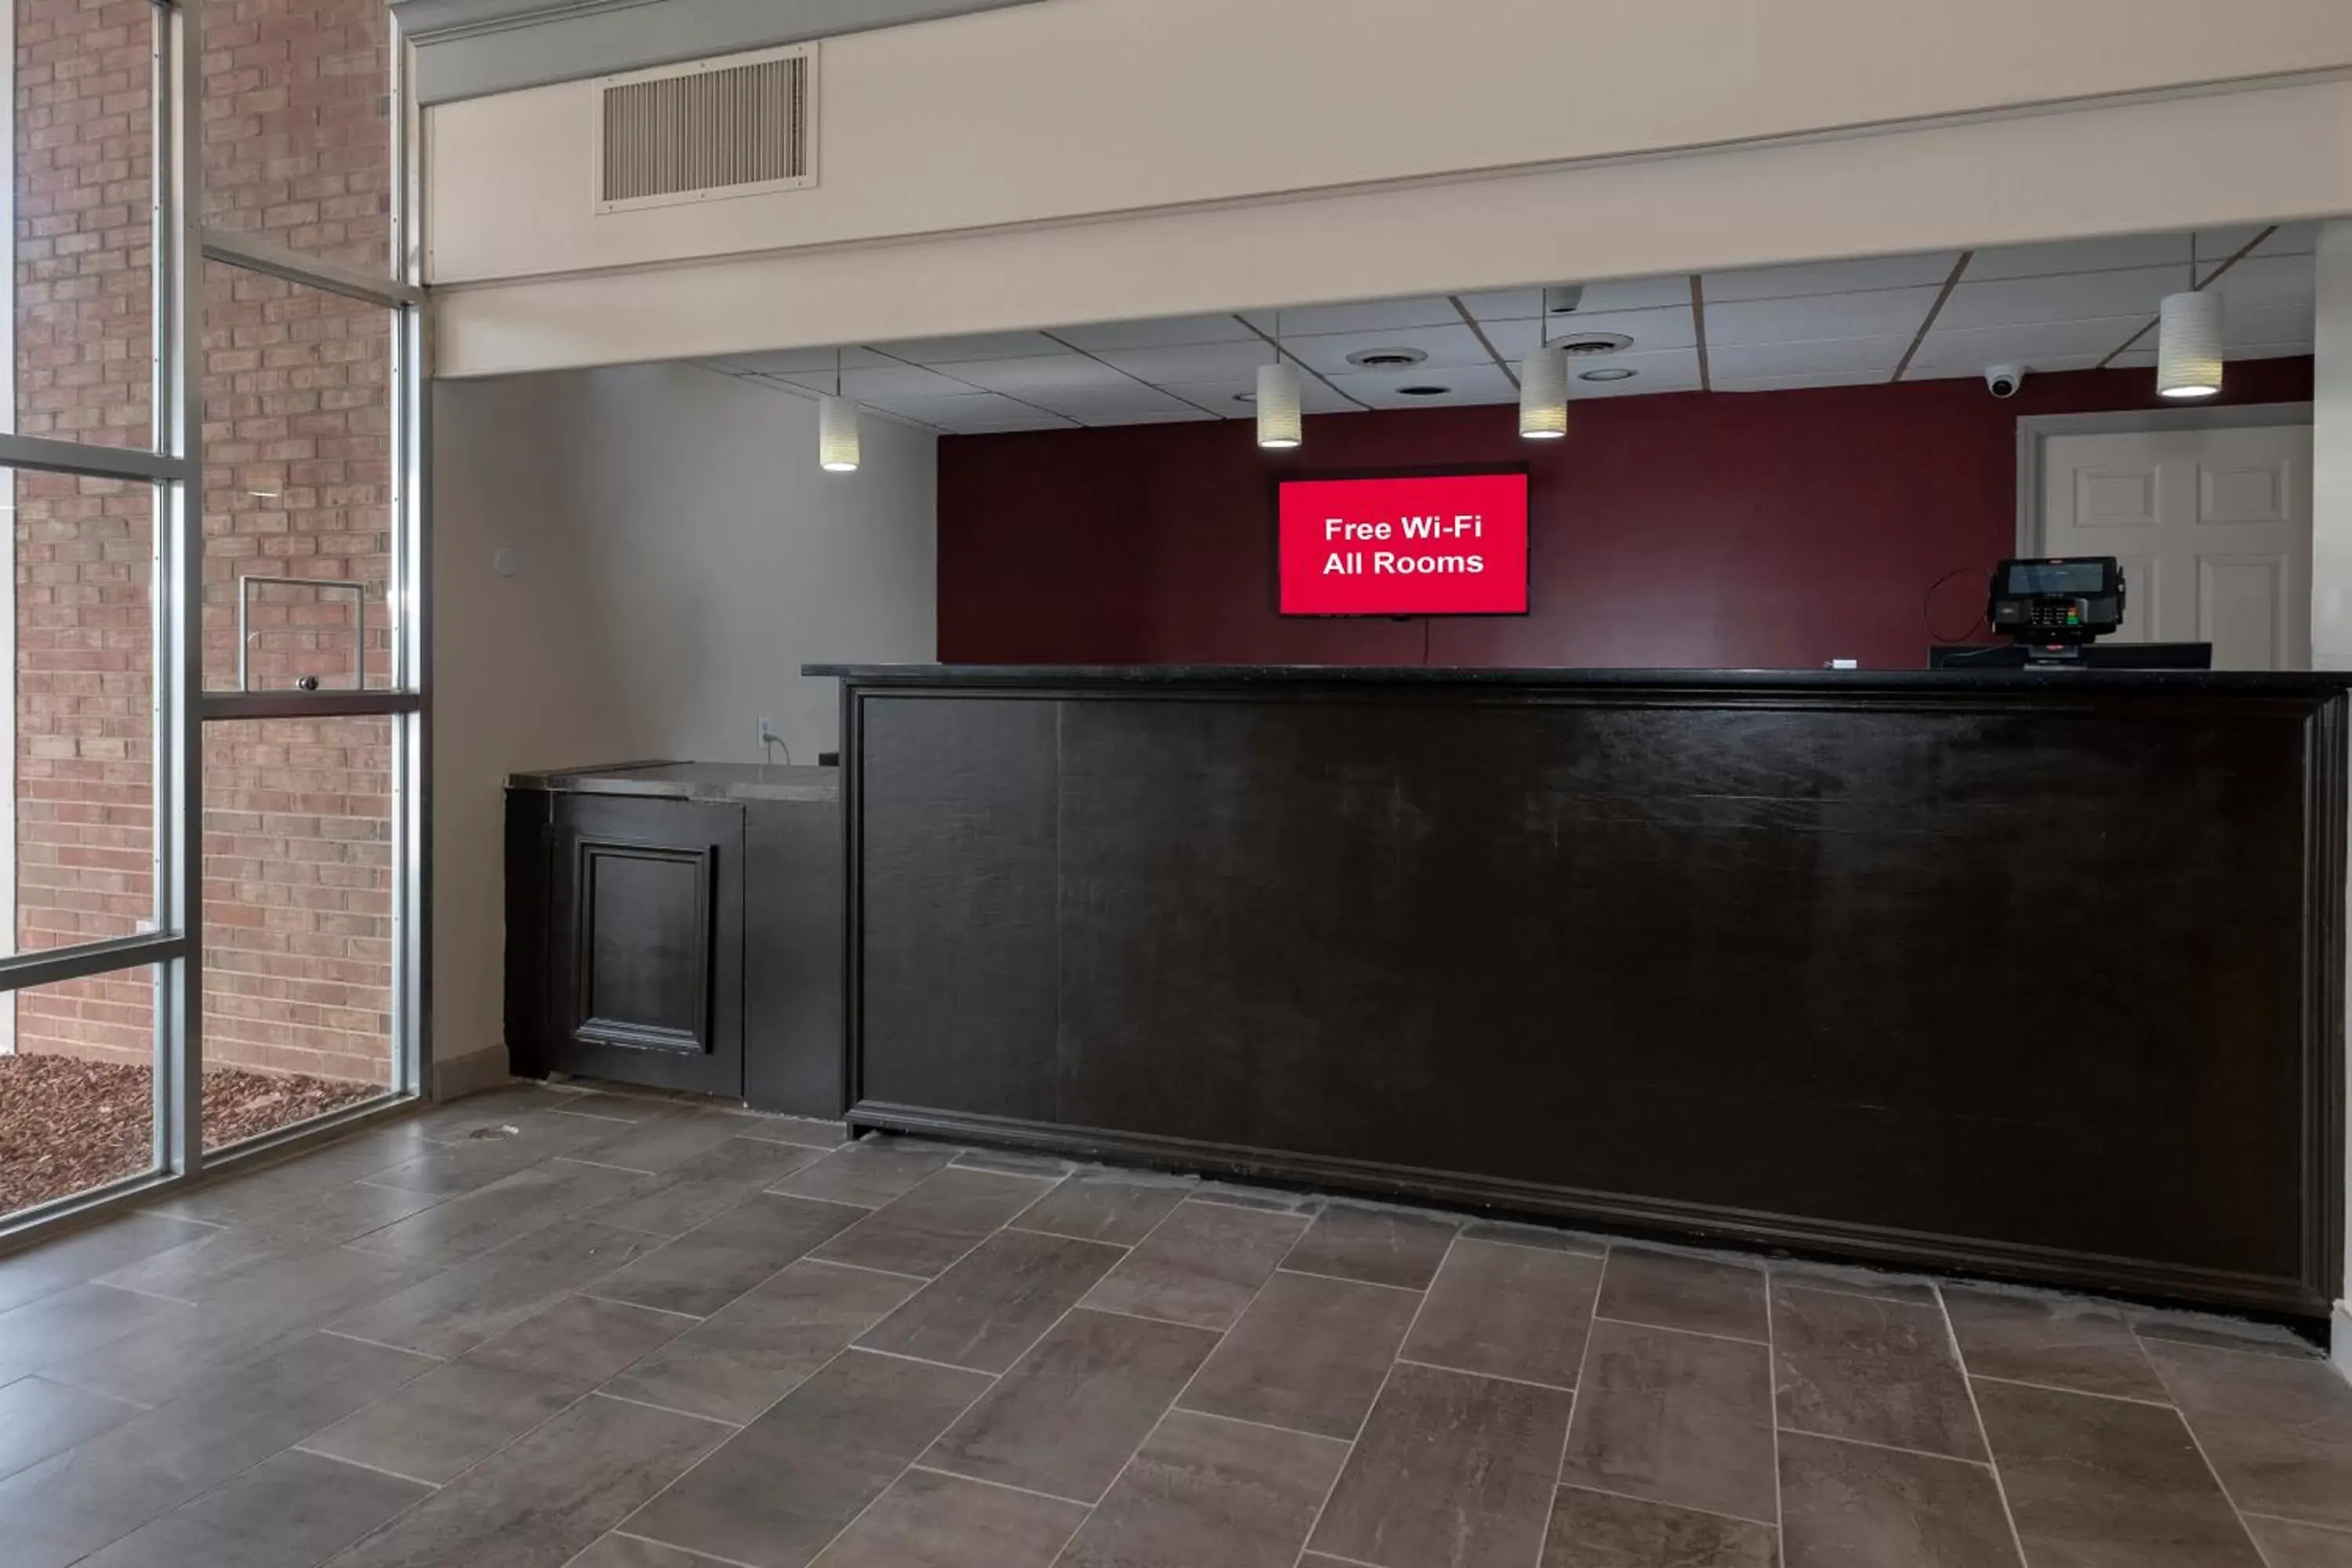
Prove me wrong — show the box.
[1256,361,1302,448]
[1519,343,1569,439]
[818,394,861,470]
[2157,291,2223,399]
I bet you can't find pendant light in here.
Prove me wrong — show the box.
[2156,288,2223,400]
[1519,308,1568,439]
[818,349,860,471]
[1257,312,1302,449]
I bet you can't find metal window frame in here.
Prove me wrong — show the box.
[0,0,432,1256]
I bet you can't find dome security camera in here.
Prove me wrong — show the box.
[1985,365,2025,399]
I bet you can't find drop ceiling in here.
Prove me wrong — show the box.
[700,223,2318,434]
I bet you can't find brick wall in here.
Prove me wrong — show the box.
[13,0,395,1095]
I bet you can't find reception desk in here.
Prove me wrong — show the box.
[809,663,2348,1318]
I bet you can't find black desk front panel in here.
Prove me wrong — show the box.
[836,668,2345,1316]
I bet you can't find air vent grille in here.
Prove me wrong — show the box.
[597,45,817,212]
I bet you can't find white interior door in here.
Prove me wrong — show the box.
[2038,424,2312,670]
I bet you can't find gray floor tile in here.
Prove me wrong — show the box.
[2245,1516,2352,1566]
[1944,1284,2172,1404]
[858,1227,1125,1373]
[593,1192,866,1317]
[1011,1173,1192,1244]
[1559,1317,1777,1526]
[0,1374,143,1483]
[2132,1311,2325,1361]
[302,1357,583,1483]
[1403,1234,1602,1388]
[952,1148,1076,1178]
[735,1115,850,1151]
[1974,1375,2265,1566]
[1773,1283,1987,1461]
[575,1108,758,1174]
[2145,1338,2352,1530]
[930,1308,1220,1502]
[1460,1220,1606,1257]
[1779,1428,2020,1568]
[1598,1247,1769,1341]
[354,1156,649,1261]
[1544,1486,1780,1568]
[1178,1268,1420,1439]
[74,1447,429,1568]
[332,1393,729,1568]
[626,1348,992,1568]
[0,1282,192,1383]
[1772,1258,1944,1306]
[1060,1408,1347,1568]
[95,1181,441,1301]
[1191,1182,1323,1214]
[571,1535,735,1568]
[141,1124,442,1225]
[810,1465,1087,1567]
[769,1139,956,1208]
[469,1293,693,1385]
[1080,1198,1310,1330]
[0,1330,433,1568]
[327,1216,656,1358]
[604,1258,920,1424]
[1281,1202,1457,1289]
[587,1138,827,1236]
[1312,1361,1574,1568]
[363,1113,626,1199]
[812,1167,1062,1278]
[0,1213,221,1316]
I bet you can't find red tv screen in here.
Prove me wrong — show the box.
[1278,471,1530,616]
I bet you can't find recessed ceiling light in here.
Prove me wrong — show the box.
[1544,285,1585,315]
[1559,333,1633,356]
[1233,391,1257,404]
[1346,347,1428,369]
[1579,367,1636,383]
[1395,384,1452,397]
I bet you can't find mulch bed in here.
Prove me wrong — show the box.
[0,1054,379,1215]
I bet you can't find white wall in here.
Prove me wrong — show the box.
[2317,220,2352,1374]
[430,363,935,1082]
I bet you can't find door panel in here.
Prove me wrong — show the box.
[2041,423,2312,668]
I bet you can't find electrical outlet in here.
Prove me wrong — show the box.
[757,717,779,752]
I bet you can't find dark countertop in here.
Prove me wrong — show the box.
[508,760,839,803]
[804,662,2352,694]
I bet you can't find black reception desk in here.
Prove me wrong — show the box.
[808,663,2349,1318]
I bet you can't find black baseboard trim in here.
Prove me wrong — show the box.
[849,1100,2332,1322]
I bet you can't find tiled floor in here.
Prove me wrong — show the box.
[0,1083,2347,1567]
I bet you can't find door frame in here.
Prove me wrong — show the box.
[2015,401,2314,554]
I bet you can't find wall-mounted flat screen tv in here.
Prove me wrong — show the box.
[1276,469,1530,616]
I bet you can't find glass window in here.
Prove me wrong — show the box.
[0,968,161,1221]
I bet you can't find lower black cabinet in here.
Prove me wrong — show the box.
[506,764,842,1115]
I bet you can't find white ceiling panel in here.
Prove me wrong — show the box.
[939,354,1134,396]
[949,416,1086,434]
[2207,253,2314,314]
[1704,252,1959,303]
[863,391,1073,429]
[1900,353,2109,383]
[1242,297,1461,336]
[1708,335,1911,381]
[782,363,975,400]
[1934,266,2183,332]
[1094,339,1277,383]
[1905,317,2149,376]
[1073,409,1218,426]
[2262,221,2320,256]
[1711,368,1902,394]
[1283,323,1494,378]
[1020,383,1202,419]
[1326,361,1519,408]
[710,346,891,376]
[877,330,1068,364]
[1158,376,1358,418]
[1965,234,2192,281]
[1457,276,1695,320]
[1052,314,1259,351]
[1565,347,1704,397]
[1483,306,1697,359]
[1703,287,1940,347]
[2222,304,2318,350]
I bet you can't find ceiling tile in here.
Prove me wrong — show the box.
[1702,287,1941,347]
[946,416,1083,434]
[1158,376,1356,417]
[1093,339,1275,383]
[937,354,1134,395]
[1934,267,2179,332]
[1905,317,2151,376]
[1281,322,1494,377]
[1965,233,2191,281]
[2260,221,2320,256]
[2206,253,2314,314]
[707,346,891,376]
[1900,353,2108,383]
[1459,275,1694,319]
[781,364,974,400]
[877,331,1068,364]
[1704,252,1959,303]
[1052,314,1260,351]
[864,391,1071,429]
[1483,305,1697,359]
[1708,335,1911,380]
[1324,361,1519,408]
[1020,383,1200,419]
[1563,347,1704,398]
[1241,297,1461,336]
[1709,368,1901,393]
[2221,303,2316,350]
[1073,409,1218,426]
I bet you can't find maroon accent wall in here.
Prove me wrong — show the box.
[937,359,2313,670]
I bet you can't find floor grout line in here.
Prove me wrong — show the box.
[1005,1221,1145,1250]
[318,1327,448,1359]
[848,1342,1005,1379]
[1588,1310,1770,1348]
[1764,1251,1786,1556]
[2240,1511,2352,1537]
[905,1461,1094,1508]
[802,1255,937,1284]
[1552,1479,1780,1532]
[590,1388,741,1427]
[1552,1246,1611,1543]
[576,1293,706,1322]
[2127,1323,2284,1567]
[1934,1281,2034,1566]
[551,1156,661,1177]
[291,1443,441,1490]
[2132,1326,2328,1365]
[1275,1265,1426,1295]
[609,1529,768,1568]
[1966,1371,2176,1410]
[1392,1355,1578,1396]
[1776,1421,1996,1469]
[1169,1403,1358,1447]
[94,1280,201,1308]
